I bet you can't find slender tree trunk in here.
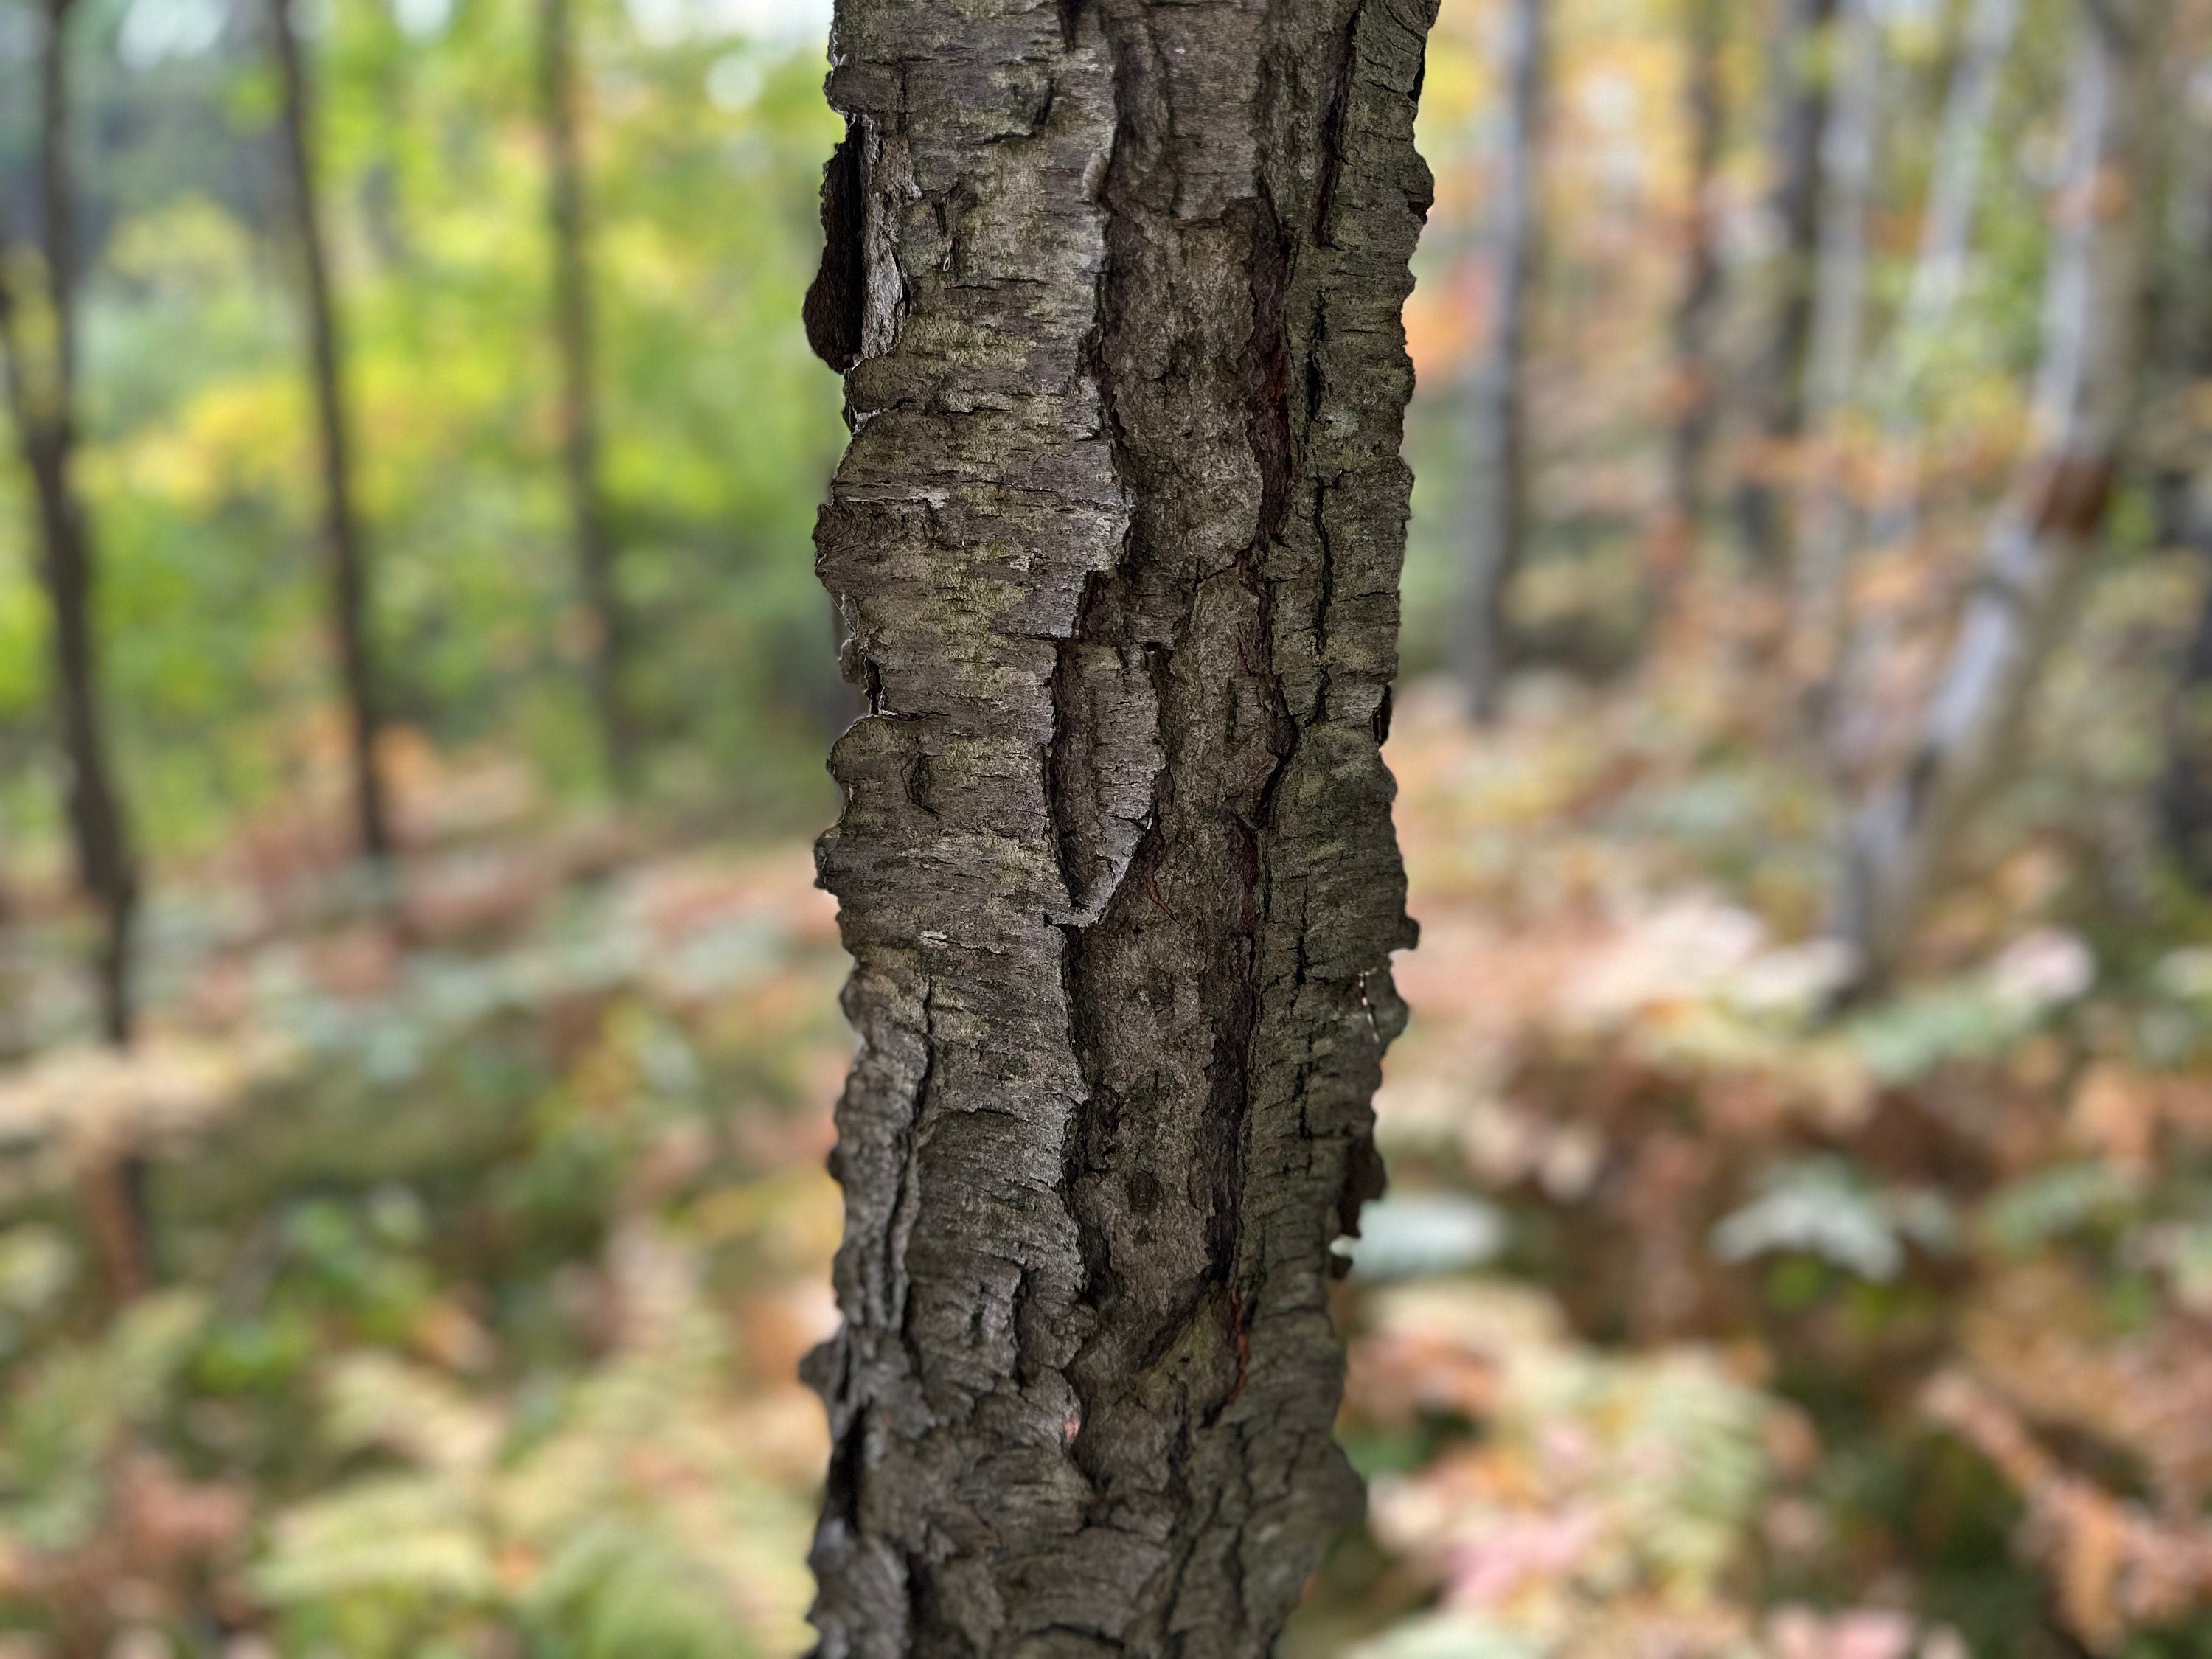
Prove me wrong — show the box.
[1863,0,2020,552]
[2153,66,2212,884]
[271,0,392,865]
[1822,0,2020,777]
[800,0,1435,1649]
[1455,0,1545,720]
[1833,0,2157,992]
[1657,0,1728,591]
[0,0,139,1051]
[2160,579,2212,887]
[1790,0,1880,697]
[1736,0,1837,574]
[537,0,632,790]
[0,0,149,1298]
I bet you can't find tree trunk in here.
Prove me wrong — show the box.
[271,0,392,865]
[1822,0,2019,776]
[0,0,139,1052]
[1454,0,1544,720]
[1657,0,1728,588]
[799,0,1435,1649]
[0,0,149,1298]
[537,0,633,791]
[1790,0,1880,696]
[1833,0,2157,993]
[2153,107,2212,885]
[1735,0,1837,574]
[1861,0,2020,553]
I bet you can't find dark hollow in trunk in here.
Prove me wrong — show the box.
[537,0,633,791]
[271,0,393,865]
[800,0,1436,1651]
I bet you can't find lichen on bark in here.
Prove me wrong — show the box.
[801,0,1437,1652]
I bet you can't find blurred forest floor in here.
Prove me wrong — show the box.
[3,543,2211,1658]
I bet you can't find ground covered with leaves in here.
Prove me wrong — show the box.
[3,568,2212,1659]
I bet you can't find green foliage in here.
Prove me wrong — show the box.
[1,0,845,854]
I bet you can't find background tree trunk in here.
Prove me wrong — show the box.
[1822,0,2019,777]
[1833,0,2157,992]
[2149,41,2212,886]
[1735,0,1837,574]
[1455,0,1545,720]
[1790,0,1880,698]
[536,0,632,792]
[0,0,148,1297]
[800,0,1435,1650]
[0,0,139,1051]
[1863,0,2018,547]
[271,0,392,866]
[1657,0,1728,593]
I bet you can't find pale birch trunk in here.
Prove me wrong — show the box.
[1823,0,2021,775]
[1864,0,2022,550]
[1455,0,1545,720]
[1791,0,1881,695]
[1834,0,2157,991]
[799,0,1436,1649]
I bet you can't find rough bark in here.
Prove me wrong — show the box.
[0,0,150,1298]
[271,0,392,864]
[1790,0,1879,694]
[1658,0,1727,580]
[1453,0,1544,720]
[1833,0,2157,992]
[1735,0,1837,572]
[799,0,1435,1652]
[537,0,633,790]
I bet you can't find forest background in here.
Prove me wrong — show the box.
[4,0,2212,1651]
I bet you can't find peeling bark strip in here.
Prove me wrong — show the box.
[801,0,1435,1651]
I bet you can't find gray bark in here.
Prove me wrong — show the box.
[1735,0,1837,572]
[1790,0,1880,694]
[1834,0,2158,992]
[537,0,633,790]
[1453,0,1544,720]
[271,0,393,864]
[799,0,1435,1652]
